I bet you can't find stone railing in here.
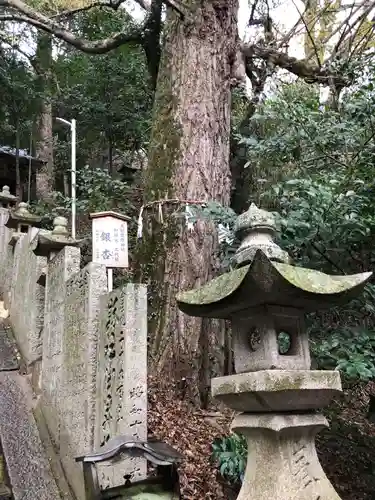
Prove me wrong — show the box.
[0,188,147,500]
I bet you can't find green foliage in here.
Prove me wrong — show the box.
[200,60,375,385]
[240,68,375,381]
[53,9,152,174]
[1,9,152,224]
[0,50,40,146]
[312,327,375,380]
[211,433,247,484]
[31,165,133,225]
[263,176,375,273]
[70,165,133,213]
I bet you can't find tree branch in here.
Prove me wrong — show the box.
[0,0,144,54]
[0,0,192,56]
[242,43,348,87]
[306,0,373,62]
[142,0,162,89]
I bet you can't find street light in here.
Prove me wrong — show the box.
[56,117,76,240]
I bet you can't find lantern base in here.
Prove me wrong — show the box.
[232,413,341,500]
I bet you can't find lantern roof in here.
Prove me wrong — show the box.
[0,185,17,205]
[176,203,372,318]
[177,250,371,318]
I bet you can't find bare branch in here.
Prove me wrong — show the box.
[306,0,374,61]
[291,0,321,67]
[242,42,348,87]
[53,0,152,16]
[0,13,143,52]
[249,0,260,25]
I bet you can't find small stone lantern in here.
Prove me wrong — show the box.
[0,186,17,209]
[6,202,42,248]
[6,202,41,232]
[32,216,81,260]
[32,216,81,287]
[176,203,372,500]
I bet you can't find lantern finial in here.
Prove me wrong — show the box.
[234,203,289,266]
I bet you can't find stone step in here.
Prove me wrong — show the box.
[0,373,61,500]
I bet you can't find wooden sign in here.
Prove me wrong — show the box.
[90,211,131,269]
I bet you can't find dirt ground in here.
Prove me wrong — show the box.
[148,376,375,500]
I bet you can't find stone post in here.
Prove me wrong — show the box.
[59,262,107,500]
[33,216,81,445]
[6,203,45,363]
[177,204,372,500]
[0,186,17,301]
[95,284,148,490]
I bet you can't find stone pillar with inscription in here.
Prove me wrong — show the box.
[177,204,372,500]
[33,216,81,445]
[59,261,108,500]
[95,284,148,490]
[0,186,17,301]
[6,203,45,362]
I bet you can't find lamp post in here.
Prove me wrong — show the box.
[56,117,76,240]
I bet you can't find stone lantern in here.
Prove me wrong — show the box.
[33,216,81,260]
[6,202,41,232]
[32,216,81,287]
[6,202,42,248]
[176,203,372,500]
[0,186,17,209]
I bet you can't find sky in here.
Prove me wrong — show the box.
[13,0,305,64]
[126,0,305,58]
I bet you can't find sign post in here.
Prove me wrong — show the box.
[90,211,131,292]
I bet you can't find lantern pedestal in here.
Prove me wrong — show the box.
[231,412,341,500]
[212,370,343,499]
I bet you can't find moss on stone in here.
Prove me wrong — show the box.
[274,262,372,295]
[176,265,249,305]
[177,250,372,309]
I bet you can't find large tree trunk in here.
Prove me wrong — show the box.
[136,0,238,405]
[35,33,54,202]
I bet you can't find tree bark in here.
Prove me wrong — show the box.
[35,32,54,202]
[136,0,238,405]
